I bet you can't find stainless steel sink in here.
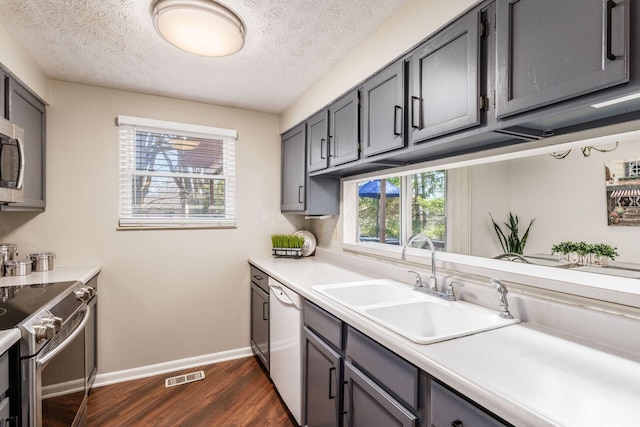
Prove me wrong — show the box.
[313,279,519,344]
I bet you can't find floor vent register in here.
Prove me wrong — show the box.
[165,370,206,388]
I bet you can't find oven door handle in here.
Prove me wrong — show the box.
[36,305,90,369]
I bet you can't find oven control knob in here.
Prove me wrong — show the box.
[35,323,56,343]
[73,288,91,301]
[43,315,62,330]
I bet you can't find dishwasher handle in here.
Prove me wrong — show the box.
[269,279,303,309]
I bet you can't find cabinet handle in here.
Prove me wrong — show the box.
[262,301,268,320]
[320,138,326,159]
[252,274,264,281]
[328,366,336,399]
[411,96,421,129]
[451,420,464,427]
[393,105,403,136]
[298,186,304,204]
[328,136,334,157]
[606,0,617,60]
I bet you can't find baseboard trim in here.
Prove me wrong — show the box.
[93,346,253,388]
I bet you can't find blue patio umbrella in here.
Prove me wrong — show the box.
[358,179,400,244]
[358,179,400,198]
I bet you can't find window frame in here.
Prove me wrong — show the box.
[343,164,469,261]
[117,115,237,229]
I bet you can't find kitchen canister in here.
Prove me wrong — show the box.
[0,244,19,278]
[5,259,33,276]
[28,252,56,272]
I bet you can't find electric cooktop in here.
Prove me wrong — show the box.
[0,281,78,330]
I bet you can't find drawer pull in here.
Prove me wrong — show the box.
[328,366,336,399]
[252,274,264,281]
[451,420,464,427]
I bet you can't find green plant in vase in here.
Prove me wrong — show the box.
[590,243,619,267]
[489,212,535,255]
[551,241,578,263]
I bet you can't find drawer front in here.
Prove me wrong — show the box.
[430,381,509,427]
[303,300,343,351]
[249,264,269,293]
[346,326,419,411]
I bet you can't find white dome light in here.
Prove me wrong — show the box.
[151,0,245,57]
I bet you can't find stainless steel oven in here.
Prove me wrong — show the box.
[0,117,25,204]
[14,282,94,427]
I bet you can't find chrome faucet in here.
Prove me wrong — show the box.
[491,278,514,319]
[407,271,464,301]
[402,233,437,292]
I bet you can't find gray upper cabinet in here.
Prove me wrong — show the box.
[328,90,360,167]
[496,0,630,118]
[362,60,406,157]
[3,76,46,211]
[281,123,339,215]
[410,9,480,142]
[281,123,306,212]
[307,110,329,173]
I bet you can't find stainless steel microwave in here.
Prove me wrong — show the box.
[0,117,25,204]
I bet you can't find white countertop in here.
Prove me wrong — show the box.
[249,254,640,427]
[0,265,101,354]
[0,265,101,287]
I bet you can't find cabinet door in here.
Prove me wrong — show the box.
[281,123,306,212]
[344,361,417,427]
[496,0,629,118]
[304,327,342,427]
[0,71,7,119]
[4,77,46,210]
[362,60,405,157]
[250,283,269,369]
[308,110,329,173]
[329,91,360,167]
[410,10,480,142]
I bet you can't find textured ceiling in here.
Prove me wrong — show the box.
[0,0,408,113]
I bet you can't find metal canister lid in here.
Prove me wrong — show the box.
[4,259,32,266]
[27,252,56,260]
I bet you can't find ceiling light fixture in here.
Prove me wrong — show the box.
[151,0,245,57]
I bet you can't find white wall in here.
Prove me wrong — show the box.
[0,81,302,374]
[0,23,49,103]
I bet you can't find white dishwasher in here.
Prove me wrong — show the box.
[268,277,303,425]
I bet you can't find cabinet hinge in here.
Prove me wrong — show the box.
[479,95,488,112]
[479,21,488,38]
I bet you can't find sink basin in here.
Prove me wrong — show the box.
[363,299,518,344]
[312,280,519,344]
[313,280,417,307]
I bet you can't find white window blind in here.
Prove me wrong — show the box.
[117,115,237,228]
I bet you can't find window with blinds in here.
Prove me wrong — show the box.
[117,115,236,228]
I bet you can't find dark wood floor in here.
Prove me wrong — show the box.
[87,356,296,426]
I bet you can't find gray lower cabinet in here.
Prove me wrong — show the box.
[410,7,480,142]
[303,327,342,427]
[303,299,344,426]
[362,60,406,158]
[430,381,509,427]
[496,0,629,118]
[3,76,46,211]
[344,361,417,427]
[250,265,269,370]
